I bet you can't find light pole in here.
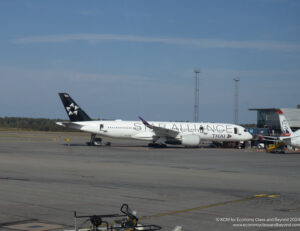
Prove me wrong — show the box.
[194,70,200,122]
[233,77,240,124]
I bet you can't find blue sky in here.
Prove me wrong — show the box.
[0,0,300,123]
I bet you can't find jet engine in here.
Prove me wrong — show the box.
[181,134,201,146]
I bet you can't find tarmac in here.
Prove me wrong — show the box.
[0,130,300,231]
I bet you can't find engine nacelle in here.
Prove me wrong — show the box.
[181,134,201,146]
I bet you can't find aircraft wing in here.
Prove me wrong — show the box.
[260,135,280,141]
[260,134,300,141]
[279,135,300,140]
[138,117,179,138]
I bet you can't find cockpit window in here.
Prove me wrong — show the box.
[244,129,247,132]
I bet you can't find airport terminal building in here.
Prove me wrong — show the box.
[249,106,300,133]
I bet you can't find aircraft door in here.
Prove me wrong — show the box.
[200,125,207,135]
[100,124,107,133]
[200,126,204,133]
[234,127,242,135]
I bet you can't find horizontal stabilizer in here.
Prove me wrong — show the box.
[56,121,83,130]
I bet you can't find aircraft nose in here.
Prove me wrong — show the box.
[247,133,253,140]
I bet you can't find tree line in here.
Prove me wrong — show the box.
[0,117,74,131]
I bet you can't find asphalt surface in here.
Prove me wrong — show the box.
[0,131,300,231]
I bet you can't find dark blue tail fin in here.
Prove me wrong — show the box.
[59,93,91,121]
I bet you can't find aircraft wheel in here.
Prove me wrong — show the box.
[95,137,102,142]
[159,144,167,148]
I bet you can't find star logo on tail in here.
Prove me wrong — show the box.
[66,103,79,116]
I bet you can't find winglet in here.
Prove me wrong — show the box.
[138,116,150,126]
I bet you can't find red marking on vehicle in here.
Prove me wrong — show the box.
[278,109,283,114]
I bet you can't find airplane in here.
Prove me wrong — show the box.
[56,93,252,147]
[277,109,300,148]
[262,109,300,153]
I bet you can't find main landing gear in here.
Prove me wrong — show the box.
[86,134,102,146]
[86,134,111,146]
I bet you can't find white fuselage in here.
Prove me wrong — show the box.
[281,131,300,148]
[68,120,252,143]
[289,138,300,148]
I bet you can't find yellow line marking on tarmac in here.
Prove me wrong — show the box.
[140,194,279,220]
[268,195,280,198]
[254,194,267,197]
